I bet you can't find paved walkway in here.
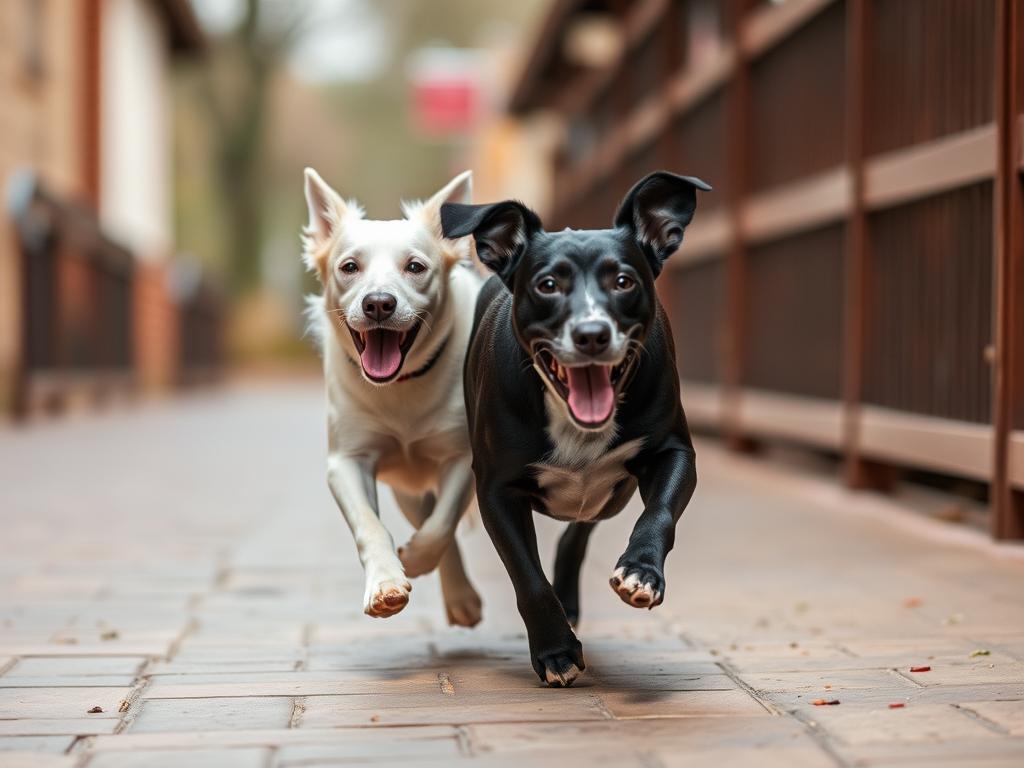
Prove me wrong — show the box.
[1,381,1022,767]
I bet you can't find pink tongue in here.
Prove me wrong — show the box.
[360,330,403,379]
[566,365,614,424]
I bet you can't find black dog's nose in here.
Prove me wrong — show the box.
[362,292,397,322]
[572,321,611,356]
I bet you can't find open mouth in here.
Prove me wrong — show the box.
[534,348,638,429]
[347,322,421,383]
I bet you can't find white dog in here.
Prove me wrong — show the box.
[302,168,483,626]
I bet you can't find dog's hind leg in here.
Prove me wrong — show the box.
[397,457,473,577]
[393,489,482,628]
[553,522,596,627]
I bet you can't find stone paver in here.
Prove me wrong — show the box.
[0,381,1022,766]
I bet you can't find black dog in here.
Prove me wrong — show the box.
[441,171,710,687]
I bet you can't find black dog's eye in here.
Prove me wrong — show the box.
[405,260,427,275]
[536,277,559,295]
[614,274,635,291]
[339,260,359,274]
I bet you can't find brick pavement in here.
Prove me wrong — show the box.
[0,381,1022,767]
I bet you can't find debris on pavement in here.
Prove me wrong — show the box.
[87,706,104,714]
[909,666,932,673]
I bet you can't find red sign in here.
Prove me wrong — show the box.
[408,47,482,139]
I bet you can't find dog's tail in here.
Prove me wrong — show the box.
[302,293,327,355]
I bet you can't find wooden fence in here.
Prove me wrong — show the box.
[10,179,136,414]
[511,0,1024,538]
[8,177,224,416]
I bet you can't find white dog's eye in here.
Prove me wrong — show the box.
[405,261,427,275]
[339,260,359,275]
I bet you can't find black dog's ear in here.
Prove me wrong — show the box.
[613,171,712,277]
[441,201,542,286]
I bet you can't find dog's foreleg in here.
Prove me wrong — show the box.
[611,446,696,609]
[479,482,584,687]
[397,456,473,577]
[552,522,596,627]
[326,453,411,618]
[393,489,481,627]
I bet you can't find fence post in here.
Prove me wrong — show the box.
[723,0,753,451]
[842,0,871,486]
[992,0,1024,539]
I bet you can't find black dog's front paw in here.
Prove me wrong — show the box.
[531,637,585,687]
[610,559,665,609]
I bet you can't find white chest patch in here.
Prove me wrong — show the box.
[531,393,643,522]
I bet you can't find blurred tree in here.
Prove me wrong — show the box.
[185,0,308,294]
[175,0,544,308]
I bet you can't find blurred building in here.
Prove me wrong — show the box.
[0,0,220,419]
[508,0,1024,539]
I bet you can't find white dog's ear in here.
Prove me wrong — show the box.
[302,167,347,277]
[418,170,473,247]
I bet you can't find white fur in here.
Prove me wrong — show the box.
[303,167,483,625]
[531,392,643,523]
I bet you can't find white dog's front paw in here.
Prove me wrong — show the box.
[364,576,412,618]
[397,534,448,578]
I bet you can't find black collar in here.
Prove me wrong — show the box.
[347,334,451,383]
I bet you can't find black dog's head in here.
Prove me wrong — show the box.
[442,171,710,431]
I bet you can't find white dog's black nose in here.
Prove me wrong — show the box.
[572,321,611,356]
[362,292,397,322]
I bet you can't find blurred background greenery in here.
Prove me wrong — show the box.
[173,0,546,363]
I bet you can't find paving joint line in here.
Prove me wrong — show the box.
[589,691,617,720]
[786,707,853,768]
[289,697,307,728]
[953,702,1012,735]
[712,659,780,715]
[454,724,473,757]
[295,621,315,671]
[891,667,928,688]
[113,674,153,734]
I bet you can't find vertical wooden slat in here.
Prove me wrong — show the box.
[992,0,1024,539]
[82,0,103,208]
[655,0,681,319]
[723,0,752,448]
[843,0,871,486]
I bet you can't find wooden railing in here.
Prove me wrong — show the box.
[10,176,135,415]
[178,272,224,385]
[532,0,1024,538]
[8,176,225,415]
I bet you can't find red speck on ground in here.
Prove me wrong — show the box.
[909,666,931,673]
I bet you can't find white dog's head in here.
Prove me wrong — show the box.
[302,168,472,384]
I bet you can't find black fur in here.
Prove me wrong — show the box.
[444,171,709,686]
